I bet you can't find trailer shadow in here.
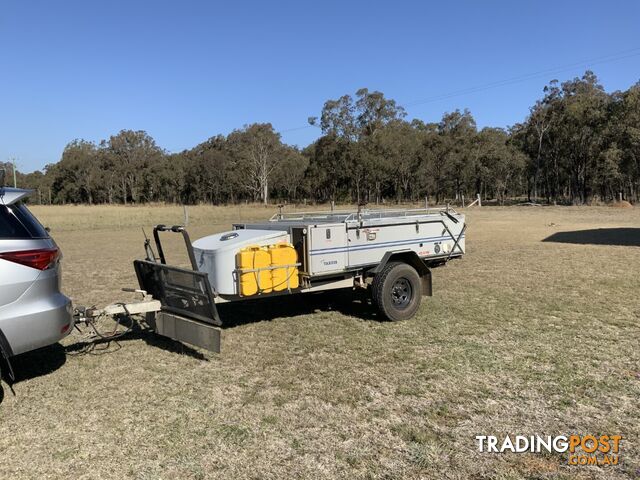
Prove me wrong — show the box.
[63,291,383,363]
[65,322,209,361]
[543,228,640,247]
[1,292,381,402]
[217,289,382,328]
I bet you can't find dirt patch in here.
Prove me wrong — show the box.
[611,200,633,208]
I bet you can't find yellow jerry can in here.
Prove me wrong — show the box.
[237,246,272,295]
[268,243,299,291]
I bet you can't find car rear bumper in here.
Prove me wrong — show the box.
[0,277,74,356]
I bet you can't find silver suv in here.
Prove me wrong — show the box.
[0,187,72,359]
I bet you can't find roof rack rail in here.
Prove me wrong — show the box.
[268,206,458,223]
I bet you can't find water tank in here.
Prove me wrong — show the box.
[192,229,289,296]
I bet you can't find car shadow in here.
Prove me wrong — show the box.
[543,228,640,247]
[0,326,209,404]
[0,343,67,404]
[6,343,67,383]
[217,289,382,328]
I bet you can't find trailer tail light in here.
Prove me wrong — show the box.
[0,248,60,270]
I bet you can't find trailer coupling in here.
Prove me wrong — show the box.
[73,288,221,354]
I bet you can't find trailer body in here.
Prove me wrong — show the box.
[123,208,466,353]
[191,207,465,302]
[234,207,465,277]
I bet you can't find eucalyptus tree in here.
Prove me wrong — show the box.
[50,139,100,204]
[226,123,287,205]
[309,88,407,202]
[556,71,611,203]
[437,109,477,202]
[608,82,640,201]
[474,128,526,203]
[271,147,309,202]
[368,120,420,202]
[104,130,164,204]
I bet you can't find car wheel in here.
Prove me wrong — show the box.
[372,261,421,321]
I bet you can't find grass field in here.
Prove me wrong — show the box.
[1,204,638,479]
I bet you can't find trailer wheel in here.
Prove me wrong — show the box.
[372,261,421,321]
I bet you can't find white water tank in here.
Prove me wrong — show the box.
[192,229,289,295]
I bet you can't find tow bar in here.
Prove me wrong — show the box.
[73,287,221,354]
[72,225,222,354]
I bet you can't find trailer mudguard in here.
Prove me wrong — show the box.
[368,250,432,296]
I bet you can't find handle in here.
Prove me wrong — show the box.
[153,225,198,271]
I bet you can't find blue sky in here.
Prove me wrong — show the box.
[1,0,639,172]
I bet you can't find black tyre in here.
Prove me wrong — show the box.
[371,261,422,321]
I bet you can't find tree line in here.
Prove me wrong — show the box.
[5,70,639,206]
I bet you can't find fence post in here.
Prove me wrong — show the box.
[183,205,189,226]
[477,193,482,207]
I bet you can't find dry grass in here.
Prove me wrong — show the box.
[1,204,639,479]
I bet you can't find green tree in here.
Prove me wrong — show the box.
[475,128,525,204]
[105,130,164,204]
[227,123,287,204]
[439,109,477,202]
[272,147,309,201]
[368,120,420,202]
[50,139,99,204]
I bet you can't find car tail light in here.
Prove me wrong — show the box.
[0,248,60,270]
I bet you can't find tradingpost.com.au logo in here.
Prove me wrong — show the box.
[476,435,622,466]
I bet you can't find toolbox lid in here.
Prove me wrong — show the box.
[192,229,288,253]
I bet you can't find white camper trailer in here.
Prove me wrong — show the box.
[74,206,467,355]
[189,206,466,321]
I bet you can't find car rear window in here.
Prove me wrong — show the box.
[0,202,49,239]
